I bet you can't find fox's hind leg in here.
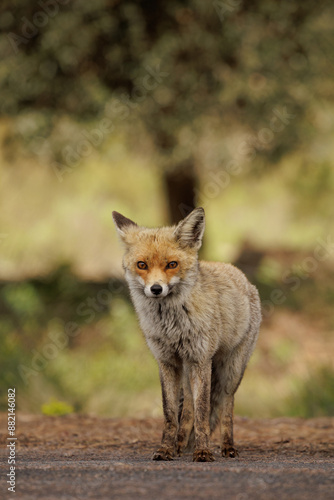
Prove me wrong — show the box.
[212,353,247,458]
[210,358,239,458]
[220,394,239,458]
[219,347,255,456]
[219,348,250,458]
[218,314,260,458]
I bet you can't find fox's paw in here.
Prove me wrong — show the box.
[193,449,215,462]
[222,446,239,458]
[152,448,174,461]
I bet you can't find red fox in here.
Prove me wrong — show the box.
[112,207,261,462]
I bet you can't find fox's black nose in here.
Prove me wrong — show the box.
[151,284,163,296]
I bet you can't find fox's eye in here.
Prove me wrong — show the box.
[166,261,178,269]
[137,261,148,270]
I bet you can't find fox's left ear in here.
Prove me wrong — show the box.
[112,211,138,240]
[174,207,205,250]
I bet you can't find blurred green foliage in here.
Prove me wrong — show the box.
[255,253,334,321]
[288,366,334,418]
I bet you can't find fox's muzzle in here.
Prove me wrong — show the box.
[144,282,169,298]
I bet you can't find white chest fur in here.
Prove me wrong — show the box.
[131,291,210,364]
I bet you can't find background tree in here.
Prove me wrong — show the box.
[0,0,333,222]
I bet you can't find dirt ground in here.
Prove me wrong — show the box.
[0,413,333,500]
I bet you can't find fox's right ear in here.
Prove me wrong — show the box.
[112,211,138,240]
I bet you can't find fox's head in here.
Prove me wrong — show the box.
[112,208,205,299]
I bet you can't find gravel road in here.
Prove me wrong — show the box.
[0,414,333,499]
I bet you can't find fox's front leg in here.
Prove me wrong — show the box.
[153,362,181,461]
[189,361,215,462]
[176,374,194,456]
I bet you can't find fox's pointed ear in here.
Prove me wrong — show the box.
[112,211,138,240]
[174,207,205,250]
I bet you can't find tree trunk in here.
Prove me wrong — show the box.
[163,160,197,225]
